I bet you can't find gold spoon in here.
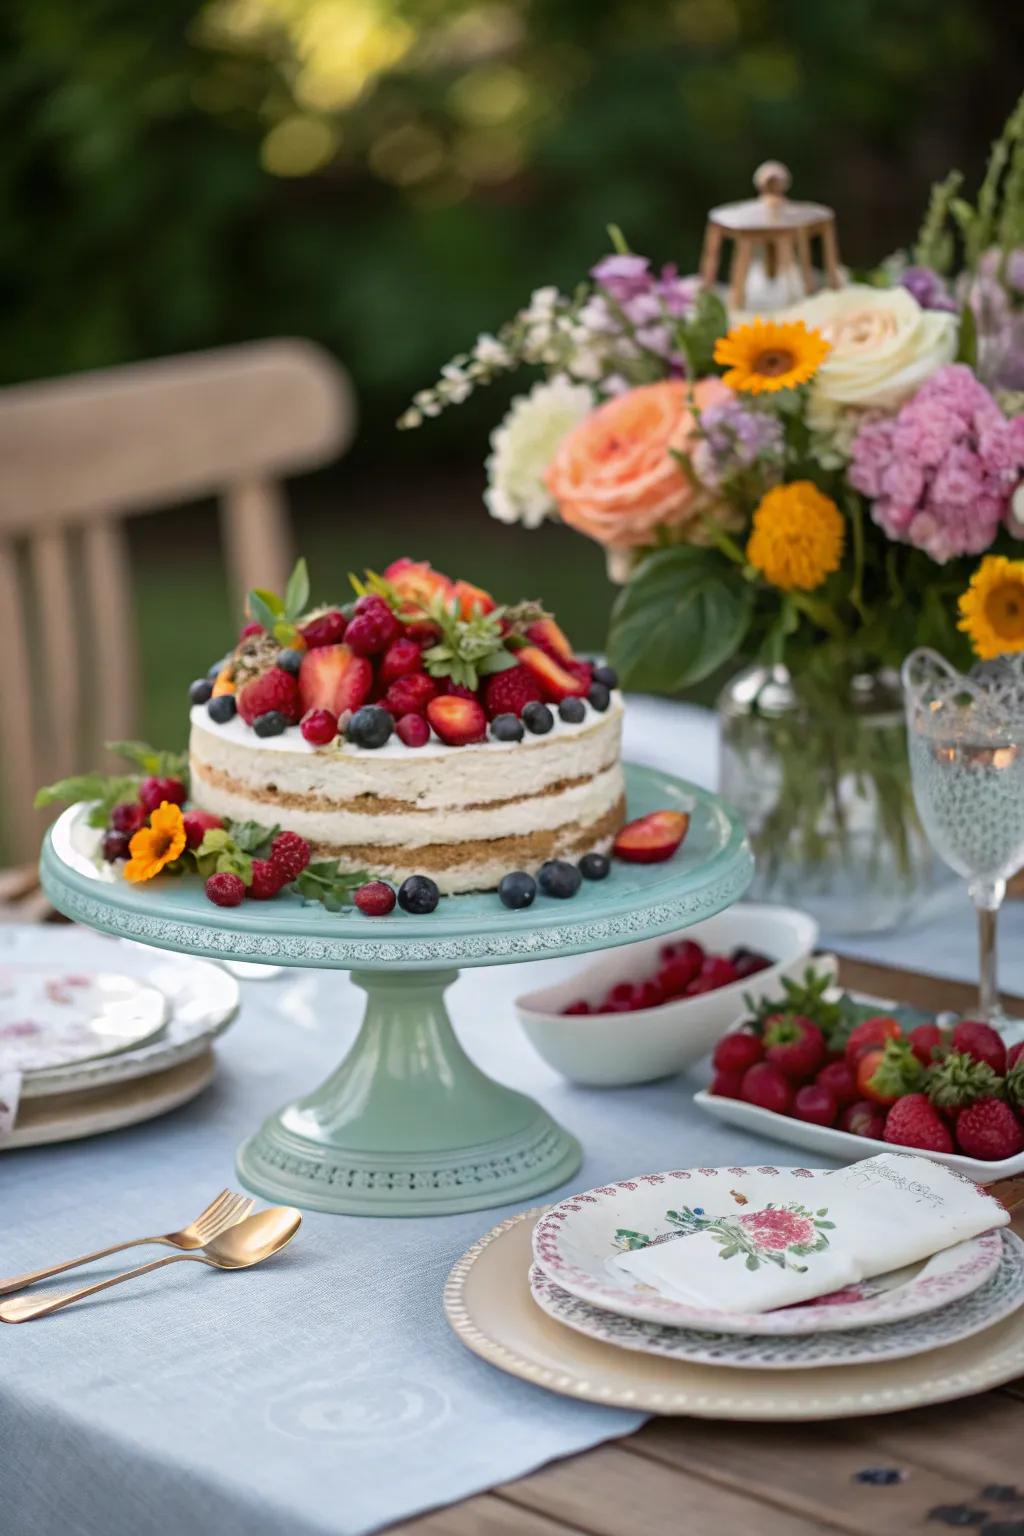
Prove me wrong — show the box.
[0,1207,301,1323]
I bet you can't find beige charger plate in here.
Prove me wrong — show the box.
[444,1208,1024,1420]
[2,1050,215,1149]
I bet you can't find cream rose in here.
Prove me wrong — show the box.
[783,283,957,410]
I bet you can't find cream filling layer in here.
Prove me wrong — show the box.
[188,698,622,811]
[190,759,625,849]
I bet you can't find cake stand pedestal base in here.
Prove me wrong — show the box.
[236,968,582,1216]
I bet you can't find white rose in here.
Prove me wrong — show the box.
[484,375,594,528]
[783,283,957,410]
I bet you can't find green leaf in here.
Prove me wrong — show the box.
[476,648,518,676]
[955,301,977,367]
[679,288,729,377]
[248,591,280,633]
[35,773,113,809]
[607,545,754,692]
[284,558,310,619]
[226,819,280,854]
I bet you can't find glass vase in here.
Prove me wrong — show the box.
[717,664,952,935]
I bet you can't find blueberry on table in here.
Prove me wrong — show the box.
[398,875,440,915]
[592,664,618,689]
[587,682,611,712]
[557,697,586,724]
[277,647,304,676]
[498,871,537,910]
[207,694,237,724]
[538,859,582,898]
[347,705,394,749]
[254,710,288,737]
[522,701,554,735]
[189,677,213,705]
[578,852,610,880]
[490,713,525,743]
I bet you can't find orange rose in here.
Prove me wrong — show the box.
[544,378,731,550]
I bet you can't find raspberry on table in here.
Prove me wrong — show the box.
[270,830,312,881]
[205,872,246,907]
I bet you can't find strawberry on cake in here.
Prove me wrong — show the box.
[188,558,626,895]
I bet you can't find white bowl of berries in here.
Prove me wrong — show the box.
[513,903,819,1087]
[694,969,1024,1181]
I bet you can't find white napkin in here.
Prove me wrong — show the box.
[0,1071,22,1140]
[610,1154,1009,1314]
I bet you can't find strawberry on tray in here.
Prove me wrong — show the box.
[694,964,1024,1180]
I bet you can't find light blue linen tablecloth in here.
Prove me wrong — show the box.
[2,697,1022,1536]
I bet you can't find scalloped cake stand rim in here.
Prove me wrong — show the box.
[39,763,753,1215]
[39,762,754,973]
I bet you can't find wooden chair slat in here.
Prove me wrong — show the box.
[29,527,79,783]
[0,340,354,534]
[221,477,293,611]
[0,541,46,862]
[83,519,138,765]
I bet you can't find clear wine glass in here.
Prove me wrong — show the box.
[902,648,1024,1026]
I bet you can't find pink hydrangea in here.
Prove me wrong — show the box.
[848,364,1024,563]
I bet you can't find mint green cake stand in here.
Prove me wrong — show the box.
[41,764,752,1217]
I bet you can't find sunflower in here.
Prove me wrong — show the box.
[124,801,187,884]
[746,482,845,592]
[958,556,1024,660]
[714,319,830,395]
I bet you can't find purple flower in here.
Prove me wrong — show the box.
[590,254,651,304]
[900,266,957,313]
[693,396,784,488]
[848,363,1024,563]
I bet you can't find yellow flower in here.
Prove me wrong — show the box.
[714,319,830,395]
[124,801,187,884]
[958,556,1024,660]
[747,482,845,592]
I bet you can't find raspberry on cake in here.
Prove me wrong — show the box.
[188,557,626,894]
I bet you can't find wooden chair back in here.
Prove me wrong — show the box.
[0,339,355,863]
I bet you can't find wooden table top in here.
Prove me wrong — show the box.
[400,956,1024,1536]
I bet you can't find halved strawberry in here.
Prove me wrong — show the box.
[526,617,574,663]
[613,811,690,864]
[452,579,495,618]
[517,644,588,702]
[237,667,301,725]
[426,694,487,746]
[383,558,454,617]
[298,644,372,716]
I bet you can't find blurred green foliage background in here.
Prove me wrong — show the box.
[4,0,1023,749]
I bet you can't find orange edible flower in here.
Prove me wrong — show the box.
[124,801,187,884]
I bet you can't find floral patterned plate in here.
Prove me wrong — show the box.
[531,1167,1003,1336]
[0,966,168,1073]
[528,1231,1024,1370]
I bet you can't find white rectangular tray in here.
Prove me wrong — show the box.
[693,1087,1024,1184]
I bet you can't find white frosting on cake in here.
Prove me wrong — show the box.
[188,695,626,894]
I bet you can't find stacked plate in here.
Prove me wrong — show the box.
[445,1165,1024,1419]
[0,926,239,1149]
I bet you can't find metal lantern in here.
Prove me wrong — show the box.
[700,161,842,311]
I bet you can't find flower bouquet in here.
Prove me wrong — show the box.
[402,96,1024,932]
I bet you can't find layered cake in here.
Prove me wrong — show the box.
[188,559,625,894]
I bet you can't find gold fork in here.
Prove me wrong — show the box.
[0,1189,254,1296]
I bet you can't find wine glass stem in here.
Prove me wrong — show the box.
[970,878,1006,1024]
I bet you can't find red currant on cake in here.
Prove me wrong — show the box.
[300,708,338,746]
[270,831,312,881]
[396,713,430,747]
